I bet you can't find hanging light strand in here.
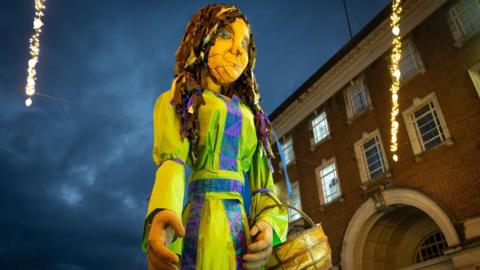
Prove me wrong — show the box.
[25,0,47,107]
[389,0,402,162]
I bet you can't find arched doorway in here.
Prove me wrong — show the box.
[341,188,460,270]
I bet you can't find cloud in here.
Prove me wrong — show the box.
[0,0,389,268]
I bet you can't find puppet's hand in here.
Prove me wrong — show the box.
[243,220,273,269]
[147,210,185,270]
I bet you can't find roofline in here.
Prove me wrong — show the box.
[268,3,391,120]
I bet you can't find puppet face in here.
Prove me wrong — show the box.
[207,18,250,85]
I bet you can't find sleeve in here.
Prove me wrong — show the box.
[141,89,190,253]
[248,143,288,246]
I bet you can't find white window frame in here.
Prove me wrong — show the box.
[402,92,452,155]
[281,136,295,166]
[309,111,330,146]
[468,62,480,97]
[399,38,425,82]
[354,129,389,183]
[415,231,448,263]
[448,0,480,47]
[315,158,342,206]
[344,76,372,120]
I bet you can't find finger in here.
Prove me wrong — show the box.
[243,247,272,262]
[250,224,259,237]
[248,239,270,252]
[148,253,178,270]
[159,212,185,237]
[149,240,180,264]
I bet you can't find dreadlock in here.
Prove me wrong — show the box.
[170,4,274,164]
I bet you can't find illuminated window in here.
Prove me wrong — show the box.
[399,39,425,81]
[310,111,329,144]
[288,182,302,221]
[402,92,451,155]
[344,77,371,120]
[274,181,302,221]
[282,136,295,165]
[354,129,389,183]
[316,159,341,205]
[415,231,448,263]
[449,0,480,43]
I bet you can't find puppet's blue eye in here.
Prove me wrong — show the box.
[218,31,231,39]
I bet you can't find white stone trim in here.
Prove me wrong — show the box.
[272,0,447,138]
[463,215,480,240]
[468,62,480,97]
[341,188,460,270]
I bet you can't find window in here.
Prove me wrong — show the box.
[316,159,341,205]
[274,181,302,221]
[402,92,451,155]
[354,129,389,183]
[288,182,302,221]
[448,0,480,44]
[310,111,329,144]
[344,77,371,119]
[281,136,295,165]
[415,231,448,263]
[399,39,425,81]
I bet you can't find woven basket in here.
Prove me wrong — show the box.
[261,195,332,270]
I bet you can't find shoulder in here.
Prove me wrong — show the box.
[153,89,175,118]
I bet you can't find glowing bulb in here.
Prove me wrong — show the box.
[393,69,401,78]
[28,59,38,68]
[392,26,400,36]
[25,98,33,107]
[33,18,43,29]
[393,154,398,162]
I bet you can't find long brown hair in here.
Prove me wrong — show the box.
[170,4,274,164]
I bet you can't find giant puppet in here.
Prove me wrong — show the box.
[142,4,288,270]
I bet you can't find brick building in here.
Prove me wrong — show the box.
[269,0,480,269]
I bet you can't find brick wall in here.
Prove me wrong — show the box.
[272,3,480,265]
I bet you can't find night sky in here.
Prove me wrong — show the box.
[0,1,388,269]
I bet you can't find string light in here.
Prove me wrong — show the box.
[389,0,402,162]
[25,0,46,107]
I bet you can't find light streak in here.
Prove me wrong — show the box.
[390,0,402,162]
[25,0,46,107]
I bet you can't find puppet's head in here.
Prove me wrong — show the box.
[171,4,274,162]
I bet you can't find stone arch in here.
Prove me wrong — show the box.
[340,188,460,270]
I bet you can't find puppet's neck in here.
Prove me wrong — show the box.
[205,75,222,94]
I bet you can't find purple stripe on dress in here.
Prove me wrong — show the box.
[252,188,273,196]
[223,199,247,269]
[181,179,245,268]
[217,95,242,171]
[181,193,205,270]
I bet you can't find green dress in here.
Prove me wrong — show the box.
[143,81,288,270]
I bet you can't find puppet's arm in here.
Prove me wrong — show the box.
[141,89,189,254]
[248,144,288,246]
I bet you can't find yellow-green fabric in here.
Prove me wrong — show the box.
[142,81,288,269]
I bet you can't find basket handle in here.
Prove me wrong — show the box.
[252,192,315,228]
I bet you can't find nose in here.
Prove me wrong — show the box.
[230,36,243,56]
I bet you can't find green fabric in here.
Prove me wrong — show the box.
[143,86,288,265]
